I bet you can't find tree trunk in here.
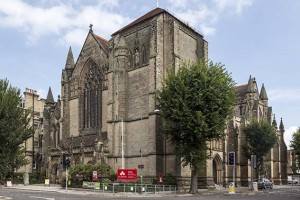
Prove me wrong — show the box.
[189,164,198,193]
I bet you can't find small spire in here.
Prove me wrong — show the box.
[246,75,255,93]
[65,46,75,69]
[259,83,268,100]
[89,24,93,33]
[272,114,277,129]
[46,87,55,104]
[279,118,285,132]
[156,0,159,7]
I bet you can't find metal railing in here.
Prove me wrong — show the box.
[85,182,176,195]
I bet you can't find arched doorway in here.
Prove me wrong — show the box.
[51,164,58,184]
[212,154,223,185]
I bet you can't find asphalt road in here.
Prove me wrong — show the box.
[0,187,300,200]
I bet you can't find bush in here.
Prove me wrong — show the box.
[29,171,46,184]
[12,172,24,184]
[163,174,177,186]
[68,163,114,181]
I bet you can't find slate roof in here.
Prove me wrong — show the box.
[112,7,203,37]
[93,34,110,54]
[234,84,248,99]
[112,7,165,36]
[60,134,98,149]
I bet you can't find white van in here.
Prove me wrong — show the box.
[288,176,298,184]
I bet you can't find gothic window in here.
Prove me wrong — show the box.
[57,129,60,146]
[83,62,104,129]
[142,45,147,64]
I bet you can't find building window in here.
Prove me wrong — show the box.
[83,62,103,129]
[142,45,147,64]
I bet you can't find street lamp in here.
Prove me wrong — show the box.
[121,118,124,169]
[139,116,144,186]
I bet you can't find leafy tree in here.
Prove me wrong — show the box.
[290,128,300,172]
[68,163,114,181]
[242,119,277,178]
[156,60,236,193]
[0,79,34,182]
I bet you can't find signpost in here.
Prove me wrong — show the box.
[117,169,138,182]
[228,151,236,194]
[92,171,98,181]
[138,164,144,169]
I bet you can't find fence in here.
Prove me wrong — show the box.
[82,182,176,195]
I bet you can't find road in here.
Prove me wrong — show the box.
[0,186,299,200]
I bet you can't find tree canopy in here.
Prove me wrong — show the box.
[290,128,300,172]
[0,79,34,181]
[156,60,236,193]
[242,119,277,178]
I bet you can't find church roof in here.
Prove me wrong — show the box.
[93,34,110,53]
[113,7,165,35]
[60,134,98,149]
[234,84,248,98]
[112,7,203,37]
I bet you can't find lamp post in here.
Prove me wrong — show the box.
[140,116,144,186]
[121,118,124,169]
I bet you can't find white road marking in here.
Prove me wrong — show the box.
[30,196,55,200]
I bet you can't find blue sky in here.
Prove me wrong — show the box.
[0,0,299,148]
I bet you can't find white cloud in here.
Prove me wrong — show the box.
[213,0,253,15]
[166,0,189,9]
[0,0,130,46]
[166,0,253,36]
[0,0,253,45]
[59,28,87,47]
[284,126,298,149]
[268,88,300,102]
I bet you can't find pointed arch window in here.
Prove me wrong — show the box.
[83,62,103,129]
[141,45,147,64]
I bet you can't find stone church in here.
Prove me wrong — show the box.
[41,7,287,188]
[207,76,287,187]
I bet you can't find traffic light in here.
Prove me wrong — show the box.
[228,152,235,166]
[62,153,70,169]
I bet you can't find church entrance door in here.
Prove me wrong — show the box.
[212,154,222,185]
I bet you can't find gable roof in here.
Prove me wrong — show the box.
[112,7,165,36]
[235,84,248,99]
[112,7,203,37]
[93,33,110,54]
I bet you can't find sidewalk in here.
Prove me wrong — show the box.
[3,183,298,198]
[3,184,166,197]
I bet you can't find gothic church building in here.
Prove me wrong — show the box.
[42,7,287,188]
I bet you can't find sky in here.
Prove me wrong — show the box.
[0,0,299,148]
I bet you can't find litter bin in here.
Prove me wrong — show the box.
[252,182,258,191]
[229,182,235,193]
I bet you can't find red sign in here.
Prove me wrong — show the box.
[117,169,137,182]
[92,171,98,181]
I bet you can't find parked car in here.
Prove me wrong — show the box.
[255,178,273,189]
[288,176,298,184]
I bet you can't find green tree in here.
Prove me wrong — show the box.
[290,128,300,172]
[156,60,236,193]
[242,119,277,178]
[68,163,114,181]
[0,79,34,181]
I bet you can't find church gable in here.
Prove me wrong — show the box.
[69,31,109,99]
